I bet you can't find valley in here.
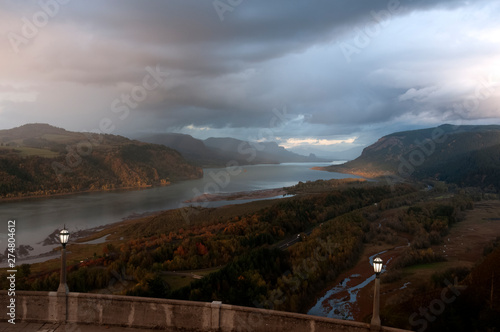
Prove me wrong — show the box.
[2,2,500,330]
[309,200,500,325]
[1,123,500,331]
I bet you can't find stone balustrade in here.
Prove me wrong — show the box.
[0,291,410,331]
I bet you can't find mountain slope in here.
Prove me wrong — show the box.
[325,124,500,189]
[0,124,203,198]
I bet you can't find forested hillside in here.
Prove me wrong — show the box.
[0,124,202,198]
[326,124,500,190]
[3,178,496,329]
[5,179,417,308]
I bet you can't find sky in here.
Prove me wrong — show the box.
[1,0,499,159]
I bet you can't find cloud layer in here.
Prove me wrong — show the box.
[1,0,499,158]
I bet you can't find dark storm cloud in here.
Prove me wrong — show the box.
[1,0,499,154]
[27,0,473,82]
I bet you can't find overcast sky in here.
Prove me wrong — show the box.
[1,0,499,158]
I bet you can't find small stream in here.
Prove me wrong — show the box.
[308,237,411,320]
[307,250,390,320]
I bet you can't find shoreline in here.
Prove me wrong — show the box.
[0,162,336,204]
[0,211,161,268]
[0,187,291,267]
[0,175,208,202]
[0,184,161,202]
[312,166,375,178]
[183,188,289,203]
[0,167,353,267]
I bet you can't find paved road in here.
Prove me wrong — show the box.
[0,322,157,331]
[277,229,314,250]
[161,271,203,279]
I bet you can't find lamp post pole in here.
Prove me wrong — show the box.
[57,226,70,294]
[371,257,383,330]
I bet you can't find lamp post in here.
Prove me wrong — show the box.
[57,226,70,294]
[371,257,383,329]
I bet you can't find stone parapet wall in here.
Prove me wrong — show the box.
[0,291,409,331]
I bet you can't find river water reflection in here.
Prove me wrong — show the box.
[0,162,357,264]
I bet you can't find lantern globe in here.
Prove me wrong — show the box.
[59,227,70,245]
[373,257,383,274]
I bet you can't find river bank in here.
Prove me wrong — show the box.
[0,219,131,268]
[311,166,386,180]
[307,241,409,321]
[0,182,177,202]
[0,163,356,268]
[183,188,288,203]
[0,187,291,268]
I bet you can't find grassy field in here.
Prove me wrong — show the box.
[163,267,222,291]
[0,146,59,158]
[41,133,77,142]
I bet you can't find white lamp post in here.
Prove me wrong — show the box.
[371,257,383,329]
[57,226,70,294]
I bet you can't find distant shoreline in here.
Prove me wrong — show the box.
[183,187,288,203]
[0,167,359,267]
[311,165,385,180]
[0,181,185,202]
[0,163,336,202]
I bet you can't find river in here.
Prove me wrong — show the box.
[307,243,410,320]
[0,162,357,266]
[307,251,389,320]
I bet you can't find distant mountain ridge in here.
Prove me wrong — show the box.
[326,124,500,189]
[139,133,220,165]
[203,137,325,164]
[0,124,203,198]
[139,133,327,166]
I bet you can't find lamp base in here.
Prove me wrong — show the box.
[57,283,69,294]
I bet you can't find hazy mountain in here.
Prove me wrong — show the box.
[139,133,327,166]
[138,133,225,166]
[203,137,327,164]
[0,124,202,198]
[325,124,500,189]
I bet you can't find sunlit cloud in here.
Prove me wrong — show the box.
[185,124,213,131]
[281,137,357,149]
